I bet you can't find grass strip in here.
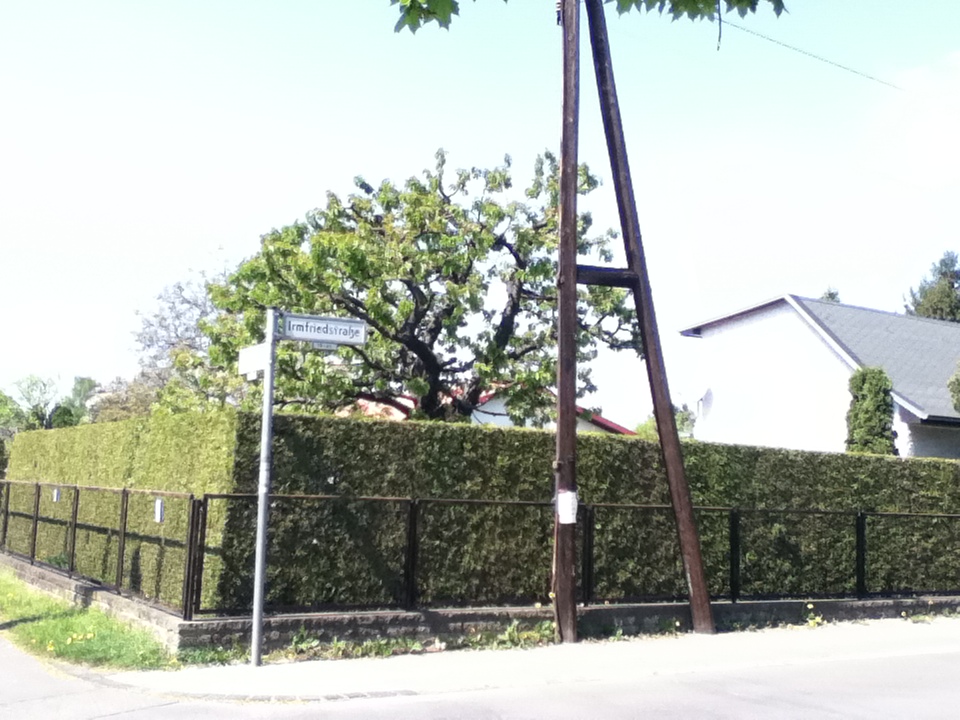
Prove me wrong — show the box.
[0,569,172,670]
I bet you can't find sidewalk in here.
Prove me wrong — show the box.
[105,616,960,702]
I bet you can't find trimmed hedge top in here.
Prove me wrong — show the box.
[7,411,237,495]
[8,408,960,512]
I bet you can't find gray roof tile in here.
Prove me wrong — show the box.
[792,296,960,421]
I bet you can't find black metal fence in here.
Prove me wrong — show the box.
[5,480,960,621]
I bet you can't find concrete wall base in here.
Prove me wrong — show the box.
[5,552,960,654]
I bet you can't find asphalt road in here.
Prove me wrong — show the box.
[5,621,960,719]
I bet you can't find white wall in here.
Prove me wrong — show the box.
[908,424,960,459]
[470,396,515,428]
[691,302,854,452]
[892,403,915,457]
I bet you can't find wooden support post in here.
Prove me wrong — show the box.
[553,0,581,644]
[584,0,714,633]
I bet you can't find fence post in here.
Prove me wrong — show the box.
[181,497,199,621]
[115,489,129,590]
[67,486,80,576]
[581,504,595,606]
[192,496,209,616]
[729,508,741,603]
[855,511,867,599]
[0,482,10,550]
[403,499,419,610]
[29,483,41,564]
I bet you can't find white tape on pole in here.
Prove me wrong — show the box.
[557,490,578,525]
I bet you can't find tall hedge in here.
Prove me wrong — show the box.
[8,410,960,612]
[212,413,960,610]
[5,412,237,608]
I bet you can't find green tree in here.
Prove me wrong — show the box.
[4,376,97,430]
[0,390,25,432]
[391,0,784,32]
[635,403,696,441]
[135,273,223,386]
[846,367,897,456]
[54,377,98,427]
[197,151,637,424]
[90,376,158,423]
[820,288,840,303]
[14,376,59,430]
[906,252,960,322]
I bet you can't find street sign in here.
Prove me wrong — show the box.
[238,342,269,380]
[246,309,366,667]
[280,313,367,346]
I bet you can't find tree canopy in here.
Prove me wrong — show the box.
[391,0,785,32]
[195,151,637,424]
[906,252,960,322]
[820,288,840,303]
[635,403,695,440]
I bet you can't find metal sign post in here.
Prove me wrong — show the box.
[250,307,278,666]
[241,310,367,666]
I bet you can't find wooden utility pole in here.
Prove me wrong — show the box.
[582,0,715,633]
[552,0,581,644]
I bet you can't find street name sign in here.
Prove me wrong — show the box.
[281,314,367,346]
[243,309,366,668]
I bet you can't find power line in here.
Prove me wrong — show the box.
[723,19,903,91]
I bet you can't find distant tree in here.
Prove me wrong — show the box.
[136,273,223,385]
[820,288,841,303]
[905,252,960,322]
[0,390,25,432]
[846,367,897,455]
[90,376,158,423]
[5,376,97,430]
[135,272,241,413]
[54,377,98,427]
[635,403,696,441]
[15,376,59,430]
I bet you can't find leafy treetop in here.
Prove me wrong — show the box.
[906,252,960,323]
[391,0,785,32]
[199,151,637,424]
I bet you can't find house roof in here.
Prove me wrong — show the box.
[574,405,635,435]
[681,295,960,423]
[340,392,635,434]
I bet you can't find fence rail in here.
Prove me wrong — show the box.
[4,480,960,621]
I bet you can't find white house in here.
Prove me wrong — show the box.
[681,295,960,459]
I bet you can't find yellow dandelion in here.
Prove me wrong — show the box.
[807,603,814,609]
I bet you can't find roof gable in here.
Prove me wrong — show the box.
[792,297,960,421]
[683,295,960,422]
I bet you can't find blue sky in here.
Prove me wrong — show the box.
[1,1,958,427]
